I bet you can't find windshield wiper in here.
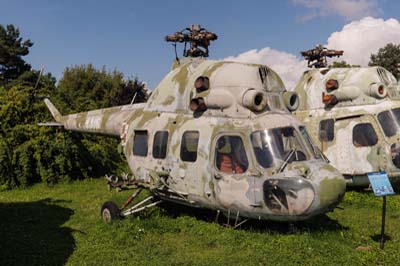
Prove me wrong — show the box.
[278,148,296,173]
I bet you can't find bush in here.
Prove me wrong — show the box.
[0,84,126,189]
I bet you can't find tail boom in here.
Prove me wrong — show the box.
[43,99,139,137]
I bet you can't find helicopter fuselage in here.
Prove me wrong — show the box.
[45,59,346,221]
[293,66,400,186]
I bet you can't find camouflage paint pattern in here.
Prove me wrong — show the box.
[44,58,346,221]
[293,66,400,186]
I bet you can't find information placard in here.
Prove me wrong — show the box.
[367,171,395,197]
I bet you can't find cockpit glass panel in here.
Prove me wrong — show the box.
[378,108,400,137]
[251,127,310,169]
[300,126,323,159]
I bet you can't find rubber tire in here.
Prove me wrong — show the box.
[101,201,121,223]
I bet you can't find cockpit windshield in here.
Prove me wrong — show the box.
[251,127,315,169]
[378,108,400,137]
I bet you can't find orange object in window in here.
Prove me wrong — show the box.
[218,154,245,174]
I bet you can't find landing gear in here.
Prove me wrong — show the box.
[101,201,121,222]
[101,188,163,223]
[215,209,249,229]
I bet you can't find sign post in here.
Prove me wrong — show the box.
[380,195,386,249]
[367,171,395,249]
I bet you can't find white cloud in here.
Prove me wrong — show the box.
[224,48,307,90]
[225,17,400,90]
[327,17,400,66]
[293,0,382,21]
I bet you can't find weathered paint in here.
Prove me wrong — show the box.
[44,58,346,221]
[292,66,400,186]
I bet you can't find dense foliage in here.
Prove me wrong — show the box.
[329,61,360,68]
[369,43,400,80]
[0,24,147,189]
[55,64,147,113]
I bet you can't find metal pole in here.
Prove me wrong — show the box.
[380,196,387,249]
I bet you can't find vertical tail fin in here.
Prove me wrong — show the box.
[44,98,62,122]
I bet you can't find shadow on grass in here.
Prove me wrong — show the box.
[371,233,392,242]
[0,198,75,266]
[157,201,347,234]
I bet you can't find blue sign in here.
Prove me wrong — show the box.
[367,172,395,197]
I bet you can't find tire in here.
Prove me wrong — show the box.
[101,201,121,223]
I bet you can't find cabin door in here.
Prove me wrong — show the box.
[212,134,255,209]
[328,116,383,175]
[169,129,213,197]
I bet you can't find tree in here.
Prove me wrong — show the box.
[369,43,400,80]
[0,83,126,189]
[56,64,148,113]
[0,24,33,85]
[0,25,148,189]
[329,61,360,68]
[108,78,149,106]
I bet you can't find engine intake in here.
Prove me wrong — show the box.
[283,91,299,111]
[241,89,268,112]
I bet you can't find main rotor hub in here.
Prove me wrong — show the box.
[165,24,218,58]
[301,45,344,68]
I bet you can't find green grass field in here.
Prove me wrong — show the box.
[1,179,400,266]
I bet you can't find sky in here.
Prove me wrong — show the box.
[1,0,400,89]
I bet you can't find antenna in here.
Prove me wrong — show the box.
[29,66,46,104]
[165,24,218,59]
[34,66,44,91]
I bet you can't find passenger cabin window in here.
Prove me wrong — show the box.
[153,131,169,159]
[319,119,334,141]
[133,131,148,156]
[378,108,400,137]
[353,123,378,147]
[180,131,199,162]
[215,136,248,174]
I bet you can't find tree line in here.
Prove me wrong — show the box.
[0,24,148,189]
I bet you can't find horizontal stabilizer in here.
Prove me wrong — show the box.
[38,122,64,127]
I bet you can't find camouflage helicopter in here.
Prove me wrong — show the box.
[287,45,400,186]
[43,25,346,224]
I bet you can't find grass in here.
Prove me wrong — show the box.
[1,179,400,266]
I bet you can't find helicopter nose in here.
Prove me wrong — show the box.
[263,178,315,216]
[312,166,346,210]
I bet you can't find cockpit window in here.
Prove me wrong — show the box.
[251,127,309,169]
[215,136,248,174]
[300,126,323,160]
[378,108,400,137]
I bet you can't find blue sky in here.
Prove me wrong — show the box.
[1,0,399,88]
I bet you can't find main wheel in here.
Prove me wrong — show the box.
[101,201,121,223]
